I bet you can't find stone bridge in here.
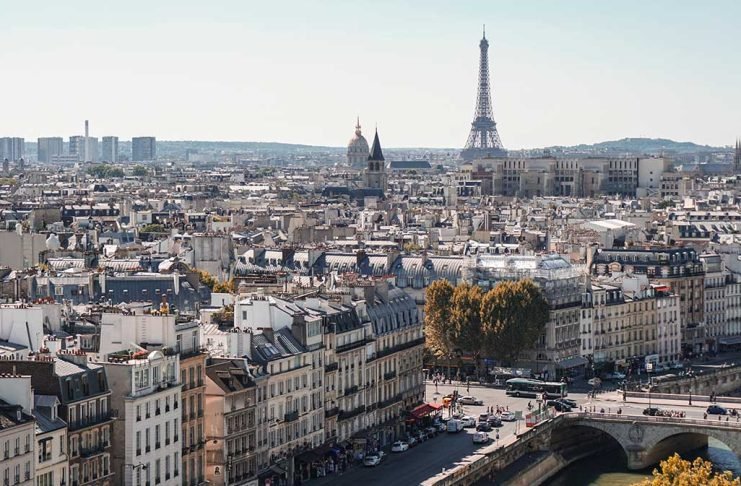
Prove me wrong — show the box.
[557,413,741,469]
[423,413,741,486]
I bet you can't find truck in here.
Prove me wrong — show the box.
[446,419,464,433]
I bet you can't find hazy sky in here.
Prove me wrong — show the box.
[2,0,739,148]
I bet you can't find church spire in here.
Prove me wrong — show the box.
[369,128,385,162]
[355,116,362,136]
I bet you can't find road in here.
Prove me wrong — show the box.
[308,382,572,486]
[305,379,740,486]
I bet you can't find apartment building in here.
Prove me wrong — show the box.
[102,348,181,486]
[177,321,207,486]
[700,253,727,354]
[0,352,115,486]
[0,375,36,486]
[592,248,705,357]
[204,358,259,486]
[0,400,34,486]
[33,394,69,486]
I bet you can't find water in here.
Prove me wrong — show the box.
[545,438,741,486]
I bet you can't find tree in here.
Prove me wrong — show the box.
[632,453,740,486]
[198,270,217,291]
[423,280,455,358]
[87,164,124,178]
[480,279,550,366]
[213,278,236,294]
[132,165,148,177]
[450,283,484,377]
[140,223,165,233]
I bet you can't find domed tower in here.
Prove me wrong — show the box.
[347,117,369,167]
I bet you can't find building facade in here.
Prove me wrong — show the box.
[132,137,156,162]
[37,137,64,164]
[101,137,119,163]
[103,348,181,486]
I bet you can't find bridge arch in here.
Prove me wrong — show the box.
[642,428,741,469]
[549,421,629,466]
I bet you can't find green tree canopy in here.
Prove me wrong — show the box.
[132,165,148,177]
[480,279,550,365]
[87,164,124,178]
[423,279,455,358]
[632,453,740,486]
[451,283,484,369]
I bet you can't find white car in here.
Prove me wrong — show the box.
[391,441,409,453]
[364,452,383,467]
[461,416,477,428]
[472,432,489,444]
[458,396,484,406]
[500,411,516,422]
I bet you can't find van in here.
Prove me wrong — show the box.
[446,419,463,433]
[472,432,489,444]
[478,413,489,423]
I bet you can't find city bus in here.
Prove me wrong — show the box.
[505,378,568,399]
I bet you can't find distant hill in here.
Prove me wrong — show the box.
[545,137,721,155]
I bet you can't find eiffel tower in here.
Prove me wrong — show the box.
[461,26,506,161]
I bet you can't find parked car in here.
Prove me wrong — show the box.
[391,441,409,453]
[546,400,572,412]
[707,405,728,415]
[458,396,484,406]
[472,432,490,444]
[415,430,427,443]
[476,422,492,432]
[406,436,418,447]
[364,453,383,467]
[671,362,685,370]
[425,426,438,438]
[487,416,503,428]
[434,422,447,433]
[478,413,490,423]
[643,407,661,416]
[500,411,516,422]
[461,416,477,428]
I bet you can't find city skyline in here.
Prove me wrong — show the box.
[1,0,739,149]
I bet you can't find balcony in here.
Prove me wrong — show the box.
[343,385,359,397]
[383,371,397,381]
[373,337,425,360]
[284,411,299,422]
[338,405,366,421]
[336,339,370,354]
[324,407,339,418]
[80,444,106,458]
[378,394,402,409]
[324,362,339,373]
[68,411,114,432]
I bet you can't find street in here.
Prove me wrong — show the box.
[306,379,741,486]
[308,382,577,486]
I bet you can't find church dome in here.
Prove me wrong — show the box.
[347,120,369,154]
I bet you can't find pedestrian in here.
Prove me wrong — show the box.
[704,412,707,420]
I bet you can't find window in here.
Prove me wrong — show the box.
[136,431,141,455]
[136,405,141,421]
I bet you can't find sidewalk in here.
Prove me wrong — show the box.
[593,390,741,411]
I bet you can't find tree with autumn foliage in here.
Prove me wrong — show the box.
[450,283,485,375]
[632,453,740,486]
[423,279,455,358]
[480,279,549,366]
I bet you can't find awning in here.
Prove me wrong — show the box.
[411,402,442,419]
[556,355,589,369]
[719,336,741,345]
